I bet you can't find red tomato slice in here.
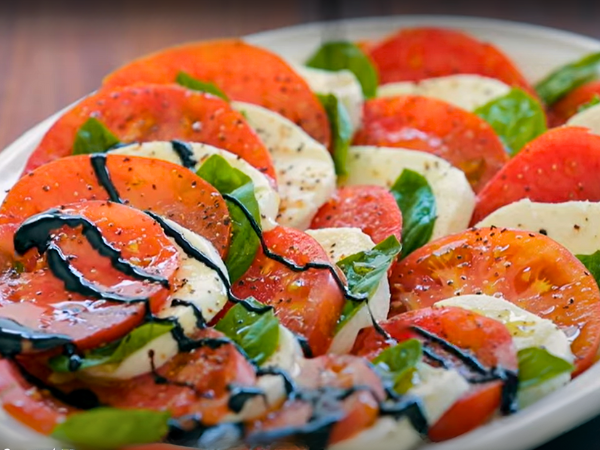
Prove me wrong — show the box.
[87,328,256,425]
[0,201,180,351]
[309,185,403,244]
[231,226,346,356]
[472,127,600,224]
[353,96,508,191]
[367,27,533,94]
[548,80,600,126]
[1,154,231,258]
[0,358,77,435]
[101,40,331,148]
[24,84,276,180]
[246,355,384,446]
[389,227,600,375]
[352,306,517,441]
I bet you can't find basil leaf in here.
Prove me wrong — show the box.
[49,322,173,372]
[52,407,170,448]
[215,298,279,365]
[317,93,353,176]
[577,250,600,287]
[578,94,600,113]
[73,118,120,156]
[517,347,574,390]
[197,154,261,282]
[390,169,437,258]
[373,339,422,394]
[535,52,600,105]
[176,71,229,101]
[306,41,378,98]
[336,235,401,330]
[475,88,546,156]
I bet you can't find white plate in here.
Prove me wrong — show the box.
[1,14,600,450]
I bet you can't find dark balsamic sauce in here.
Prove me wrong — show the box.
[227,385,266,413]
[170,140,198,169]
[90,154,123,203]
[0,317,72,357]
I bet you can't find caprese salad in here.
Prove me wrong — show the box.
[1,24,600,450]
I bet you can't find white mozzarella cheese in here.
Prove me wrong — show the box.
[475,199,600,255]
[434,295,574,408]
[344,146,475,240]
[110,141,280,231]
[83,219,229,380]
[305,227,390,354]
[566,104,600,136]
[294,65,364,129]
[232,101,336,230]
[377,74,511,111]
[331,364,469,450]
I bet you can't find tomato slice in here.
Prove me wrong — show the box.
[246,355,384,446]
[367,27,533,94]
[472,127,600,224]
[353,95,508,191]
[309,185,403,244]
[231,226,346,356]
[87,328,256,425]
[0,201,180,351]
[0,358,76,435]
[24,84,276,180]
[101,40,331,148]
[352,306,517,441]
[548,80,600,126]
[1,154,231,258]
[389,227,600,375]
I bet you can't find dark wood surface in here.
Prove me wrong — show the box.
[1,0,600,448]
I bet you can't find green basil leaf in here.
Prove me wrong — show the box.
[317,93,353,176]
[535,52,600,105]
[176,71,229,101]
[474,88,546,156]
[52,407,170,448]
[578,94,600,113]
[577,250,600,287]
[73,118,120,156]
[215,298,279,365]
[197,154,261,282]
[306,41,378,98]
[517,347,574,390]
[390,169,437,258]
[336,235,401,330]
[49,322,174,372]
[373,339,422,394]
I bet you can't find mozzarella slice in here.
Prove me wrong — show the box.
[232,102,336,229]
[331,364,469,450]
[110,141,279,230]
[475,199,600,255]
[377,74,511,111]
[344,146,475,240]
[305,227,390,354]
[566,104,600,135]
[434,295,574,408]
[294,65,364,129]
[82,219,229,380]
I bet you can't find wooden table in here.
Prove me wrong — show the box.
[1,0,600,448]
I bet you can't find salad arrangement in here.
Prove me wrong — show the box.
[1,23,600,450]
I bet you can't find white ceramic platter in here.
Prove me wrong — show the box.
[1,14,600,450]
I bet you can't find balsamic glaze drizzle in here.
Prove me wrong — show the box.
[0,317,72,357]
[170,140,198,169]
[227,385,266,413]
[90,154,123,203]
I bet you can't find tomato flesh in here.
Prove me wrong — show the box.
[389,227,600,375]
[25,84,276,180]
[0,154,231,258]
[310,185,403,244]
[472,127,600,224]
[548,80,600,126]
[353,95,508,191]
[232,226,346,356]
[102,40,331,148]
